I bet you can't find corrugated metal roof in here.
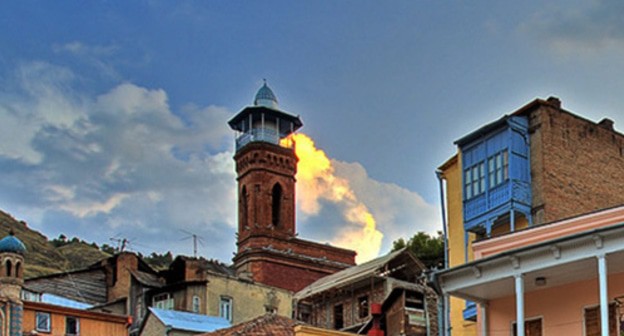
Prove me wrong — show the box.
[41,293,92,309]
[150,308,230,333]
[294,248,422,299]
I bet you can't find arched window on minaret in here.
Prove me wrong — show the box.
[15,261,21,278]
[6,259,12,277]
[272,183,282,227]
[241,186,248,230]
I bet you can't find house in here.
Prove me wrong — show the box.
[144,256,294,326]
[24,252,294,334]
[23,300,130,336]
[294,248,437,335]
[0,232,131,336]
[138,307,229,335]
[435,97,624,335]
[436,205,624,336]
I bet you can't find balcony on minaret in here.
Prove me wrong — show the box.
[228,81,302,152]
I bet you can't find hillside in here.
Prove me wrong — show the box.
[0,210,111,278]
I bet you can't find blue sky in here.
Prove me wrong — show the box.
[2,1,624,263]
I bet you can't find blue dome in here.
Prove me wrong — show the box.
[254,81,279,109]
[0,233,26,254]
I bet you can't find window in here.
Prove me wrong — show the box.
[241,186,248,228]
[6,260,12,277]
[192,295,201,313]
[153,293,174,310]
[488,151,509,187]
[511,317,542,336]
[334,304,344,329]
[358,296,369,318]
[584,304,617,336]
[464,162,485,199]
[35,312,51,332]
[66,316,79,335]
[219,296,233,322]
[272,183,282,226]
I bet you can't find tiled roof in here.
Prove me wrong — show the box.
[198,313,301,336]
[150,308,230,333]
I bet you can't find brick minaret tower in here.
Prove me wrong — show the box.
[229,81,356,292]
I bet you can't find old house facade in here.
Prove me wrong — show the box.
[294,249,438,336]
[436,97,624,335]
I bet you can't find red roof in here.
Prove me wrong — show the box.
[198,314,301,336]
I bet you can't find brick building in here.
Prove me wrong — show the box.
[436,97,624,335]
[228,81,356,292]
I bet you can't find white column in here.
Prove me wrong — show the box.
[515,274,524,336]
[598,254,609,336]
[480,303,488,336]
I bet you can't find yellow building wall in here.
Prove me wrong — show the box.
[442,152,531,336]
[441,153,476,336]
[206,273,293,324]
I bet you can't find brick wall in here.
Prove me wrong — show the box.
[529,102,624,224]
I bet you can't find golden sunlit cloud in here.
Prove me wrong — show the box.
[283,133,383,263]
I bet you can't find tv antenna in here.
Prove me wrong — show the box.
[179,230,205,258]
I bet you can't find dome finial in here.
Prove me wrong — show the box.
[254,80,278,109]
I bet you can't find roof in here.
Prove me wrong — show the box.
[0,232,26,254]
[294,248,425,300]
[198,313,301,336]
[254,81,279,109]
[41,293,92,309]
[149,308,230,333]
[130,269,164,288]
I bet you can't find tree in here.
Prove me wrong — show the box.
[392,231,444,269]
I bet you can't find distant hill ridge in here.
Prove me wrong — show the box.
[0,209,112,278]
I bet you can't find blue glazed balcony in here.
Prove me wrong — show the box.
[464,179,531,232]
[458,115,532,236]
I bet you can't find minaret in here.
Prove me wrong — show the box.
[0,231,26,336]
[228,81,355,291]
[228,81,302,243]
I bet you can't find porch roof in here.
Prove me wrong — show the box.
[435,221,624,302]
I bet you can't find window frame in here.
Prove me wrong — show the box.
[464,162,485,200]
[65,316,80,336]
[35,311,51,333]
[153,293,174,310]
[192,295,201,313]
[358,295,369,319]
[219,296,233,322]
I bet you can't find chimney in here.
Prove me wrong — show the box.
[367,303,384,336]
[546,96,561,109]
[598,118,615,131]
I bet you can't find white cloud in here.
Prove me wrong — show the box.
[332,160,441,253]
[0,61,238,261]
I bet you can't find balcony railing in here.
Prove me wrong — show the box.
[235,129,293,151]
